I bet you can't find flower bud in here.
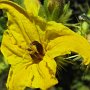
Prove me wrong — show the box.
[48,0,64,14]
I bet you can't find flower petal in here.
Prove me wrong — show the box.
[6,55,58,90]
[1,30,32,65]
[46,34,90,65]
[45,21,75,41]
[24,0,40,16]
[0,1,41,44]
[31,55,58,89]
[6,62,33,90]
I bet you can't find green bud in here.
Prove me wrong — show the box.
[45,0,65,21]
[48,0,65,14]
[82,22,89,33]
[39,0,65,21]
[48,0,64,11]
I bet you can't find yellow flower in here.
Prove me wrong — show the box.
[0,0,90,90]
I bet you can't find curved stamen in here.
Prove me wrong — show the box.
[32,41,44,56]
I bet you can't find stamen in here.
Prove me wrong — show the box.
[30,52,42,63]
[28,41,44,63]
[32,41,44,55]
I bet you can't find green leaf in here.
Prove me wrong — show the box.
[58,2,72,23]
[43,0,50,20]
[0,17,7,29]
[38,5,47,20]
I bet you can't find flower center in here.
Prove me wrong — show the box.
[28,41,44,63]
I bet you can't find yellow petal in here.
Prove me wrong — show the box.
[45,21,90,65]
[24,0,40,16]
[6,55,58,90]
[32,55,58,89]
[45,21,75,41]
[1,30,32,65]
[6,62,33,90]
[46,34,90,65]
[0,1,41,44]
